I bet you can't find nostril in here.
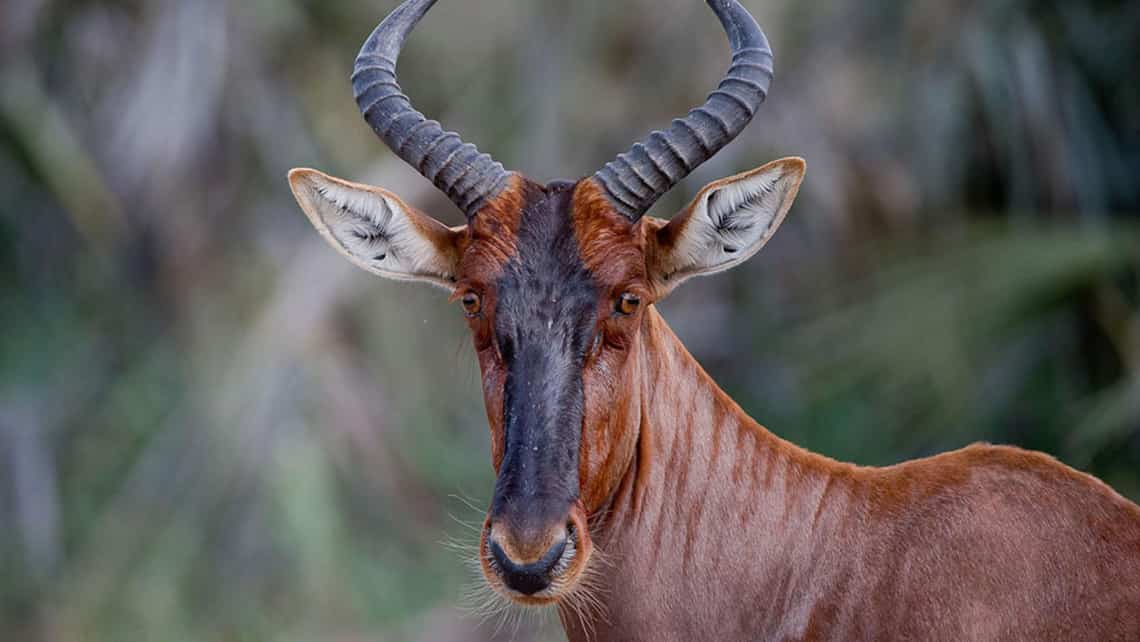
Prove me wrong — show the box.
[490,535,568,595]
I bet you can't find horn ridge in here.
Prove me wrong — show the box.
[594,0,773,221]
[353,0,510,219]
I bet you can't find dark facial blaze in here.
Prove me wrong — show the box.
[454,176,645,599]
[490,180,600,535]
[455,174,649,600]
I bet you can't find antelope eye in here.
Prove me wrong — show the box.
[616,292,641,316]
[461,292,482,316]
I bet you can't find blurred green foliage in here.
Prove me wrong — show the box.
[2,0,1139,640]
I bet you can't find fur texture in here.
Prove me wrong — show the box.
[288,159,1140,640]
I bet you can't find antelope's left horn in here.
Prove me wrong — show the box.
[352,0,511,219]
[593,0,774,221]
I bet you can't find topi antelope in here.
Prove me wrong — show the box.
[288,0,1140,639]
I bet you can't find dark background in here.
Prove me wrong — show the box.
[2,0,1139,639]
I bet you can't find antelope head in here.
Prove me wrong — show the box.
[289,0,804,605]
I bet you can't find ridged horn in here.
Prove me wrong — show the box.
[593,0,774,221]
[352,0,511,218]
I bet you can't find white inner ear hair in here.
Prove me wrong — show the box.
[664,167,792,280]
[700,169,785,254]
[312,180,447,280]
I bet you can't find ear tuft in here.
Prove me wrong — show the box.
[648,157,805,295]
[288,168,462,289]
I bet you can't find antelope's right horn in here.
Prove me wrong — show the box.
[352,0,512,219]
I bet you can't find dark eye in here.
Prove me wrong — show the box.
[616,292,641,316]
[461,292,482,317]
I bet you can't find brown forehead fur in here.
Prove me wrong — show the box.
[457,173,527,285]
[570,178,647,291]
[461,175,645,289]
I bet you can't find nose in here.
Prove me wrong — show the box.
[488,522,570,595]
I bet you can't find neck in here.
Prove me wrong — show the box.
[561,307,857,640]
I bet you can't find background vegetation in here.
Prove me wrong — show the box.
[2,0,1138,640]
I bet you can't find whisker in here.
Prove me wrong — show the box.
[448,490,488,515]
[446,511,485,534]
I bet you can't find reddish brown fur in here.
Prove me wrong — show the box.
[553,307,1140,641]
[456,174,527,470]
[554,180,1140,641]
[445,175,1140,640]
[571,179,650,511]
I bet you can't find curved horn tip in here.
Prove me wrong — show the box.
[594,0,774,221]
[352,0,510,219]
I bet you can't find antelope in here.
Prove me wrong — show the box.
[288,0,1140,639]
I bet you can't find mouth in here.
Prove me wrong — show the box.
[479,504,594,605]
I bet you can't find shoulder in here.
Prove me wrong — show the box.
[868,442,1140,525]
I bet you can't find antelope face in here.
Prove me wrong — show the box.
[288,0,804,606]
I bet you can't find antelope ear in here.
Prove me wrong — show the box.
[646,157,805,296]
[288,168,464,289]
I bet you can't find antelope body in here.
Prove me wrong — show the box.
[288,1,1140,640]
